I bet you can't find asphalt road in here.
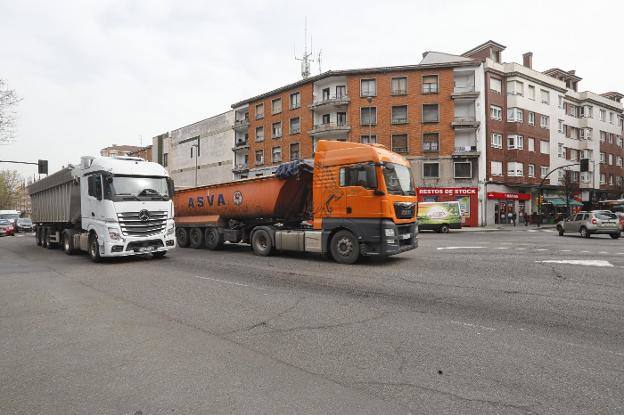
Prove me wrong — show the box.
[1,229,623,414]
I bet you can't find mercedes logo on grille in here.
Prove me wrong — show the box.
[138,209,150,222]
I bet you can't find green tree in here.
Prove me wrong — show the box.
[0,170,21,209]
[0,79,21,144]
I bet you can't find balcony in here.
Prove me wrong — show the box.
[309,95,350,109]
[232,164,249,173]
[309,122,351,136]
[232,139,249,151]
[452,85,479,100]
[452,145,480,158]
[452,117,480,129]
[233,118,249,131]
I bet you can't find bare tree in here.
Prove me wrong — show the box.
[0,79,21,144]
[0,170,21,209]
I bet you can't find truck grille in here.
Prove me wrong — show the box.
[394,202,415,219]
[117,210,167,236]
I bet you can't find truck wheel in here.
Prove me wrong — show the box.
[189,227,204,248]
[251,229,274,256]
[440,224,450,234]
[176,227,190,248]
[330,230,360,264]
[63,230,75,255]
[610,232,621,239]
[580,227,590,239]
[42,228,50,248]
[205,227,224,250]
[89,234,102,263]
[36,228,43,246]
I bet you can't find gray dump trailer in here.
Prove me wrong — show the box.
[29,166,81,232]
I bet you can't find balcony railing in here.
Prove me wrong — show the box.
[309,122,351,135]
[452,117,480,128]
[233,119,249,130]
[232,164,249,173]
[255,113,264,120]
[453,85,477,94]
[391,89,407,96]
[232,140,249,150]
[309,95,350,108]
[453,145,480,156]
[391,117,408,125]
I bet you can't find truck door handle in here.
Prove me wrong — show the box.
[346,207,352,214]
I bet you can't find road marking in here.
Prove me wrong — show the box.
[536,260,614,267]
[437,246,485,250]
[560,249,571,252]
[451,320,496,331]
[535,248,548,251]
[527,230,538,232]
[580,250,591,253]
[598,251,609,254]
[192,275,266,290]
[516,247,526,250]
[617,253,624,255]
[494,247,509,250]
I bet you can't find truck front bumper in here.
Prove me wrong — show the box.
[102,234,176,257]
[360,222,418,257]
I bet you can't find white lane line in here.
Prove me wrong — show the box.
[580,250,591,253]
[527,229,538,232]
[560,249,572,252]
[494,247,509,250]
[437,246,485,250]
[536,260,614,267]
[192,275,266,290]
[451,320,496,331]
[617,253,624,255]
[598,251,609,254]
[535,248,548,251]
[516,247,526,250]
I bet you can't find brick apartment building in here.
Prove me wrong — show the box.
[231,53,486,226]
[462,41,624,225]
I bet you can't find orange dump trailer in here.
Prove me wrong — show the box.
[173,140,418,263]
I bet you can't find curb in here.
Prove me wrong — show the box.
[456,225,557,232]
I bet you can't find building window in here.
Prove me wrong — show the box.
[360,79,377,97]
[600,109,606,121]
[490,77,502,94]
[540,89,550,104]
[528,137,535,152]
[360,134,377,144]
[540,140,550,154]
[255,150,264,165]
[322,88,330,101]
[584,105,593,118]
[507,161,524,177]
[491,161,503,176]
[608,154,613,165]
[558,143,565,158]
[271,98,282,114]
[360,107,377,125]
[272,122,282,138]
[321,113,331,125]
[422,104,439,123]
[391,77,407,95]
[255,103,264,120]
[391,134,408,153]
[540,115,550,129]
[528,164,535,178]
[422,75,438,94]
[507,80,524,96]
[558,119,564,133]
[290,143,300,160]
[289,117,300,134]
[454,162,472,179]
[391,105,408,124]
[422,133,439,152]
[600,173,606,185]
[272,147,281,163]
[490,105,502,120]
[162,153,168,167]
[336,85,346,98]
[528,112,535,125]
[528,85,535,100]
[600,131,607,142]
[336,112,346,126]
[507,135,523,150]
[609,112,614,124]
[540,166,549,178]
[599,152,606,164]
[507,108,523,123]
[491,133,502,149]
[423,162,439,178]
[558,95,564,109]
[256,126,264,142]
[290,92,300,109]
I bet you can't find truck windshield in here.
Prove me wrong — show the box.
[0,213,19,222]
[382,163,415,195]
[106,176,171,201]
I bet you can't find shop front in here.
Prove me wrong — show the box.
[417,187,479,227]
[487,191,532,225]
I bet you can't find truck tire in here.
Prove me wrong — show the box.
[330,230,360,264]
[205,227,224,250]
[36,227,43,246]
[440,224,450,234]
[42,228,49,249]
[610,232,621,239]
[189,227,204,249]
[176,227,190,248]
[63,230,75,255]
[89,234,102,263]
[251,229,274,256]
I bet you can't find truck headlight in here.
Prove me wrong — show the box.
[108,227,122,241]
[166,221,175,236]
[384,228,396,237]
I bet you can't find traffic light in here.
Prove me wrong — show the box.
[580,158,589,172]
[38,159,48,175]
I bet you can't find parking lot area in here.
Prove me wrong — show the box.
[1,229,623,414]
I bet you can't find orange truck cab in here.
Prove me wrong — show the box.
[173,140,418,263]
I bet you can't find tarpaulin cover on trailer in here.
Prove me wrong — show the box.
[274,160,313,179]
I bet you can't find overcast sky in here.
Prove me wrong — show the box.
[2,0,622,179]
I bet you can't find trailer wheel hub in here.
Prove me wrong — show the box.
[337,237,353,256]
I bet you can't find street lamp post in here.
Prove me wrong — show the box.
[366,96,373,144]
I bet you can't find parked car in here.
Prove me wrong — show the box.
[557,211,621,239]
[613,212,624,231]
[15,218,33,232]
[0,219,15,236]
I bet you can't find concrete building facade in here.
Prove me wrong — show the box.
[152,111,235,188]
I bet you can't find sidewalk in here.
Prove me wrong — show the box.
[457,224,557,232]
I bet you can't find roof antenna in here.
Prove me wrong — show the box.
[294,17,313,79]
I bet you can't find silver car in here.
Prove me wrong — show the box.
[557,211,621,239]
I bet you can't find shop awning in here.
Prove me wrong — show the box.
[544,198,583,207]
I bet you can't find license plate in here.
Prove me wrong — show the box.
[139,246,154,252]
[401,233,411,240]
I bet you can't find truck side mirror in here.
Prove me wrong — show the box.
[167,178,175,197]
